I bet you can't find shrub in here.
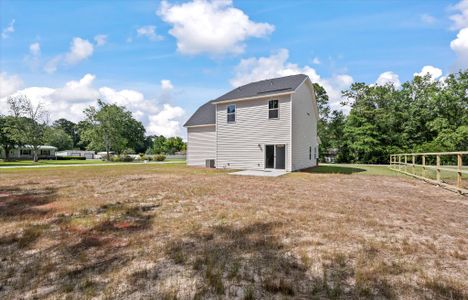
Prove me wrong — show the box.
[155,155,166,161]
[143,155,153,161]
[56,156,86,160]
[111,155,134,162]
[121,155,134,162]
[100,154,115,161]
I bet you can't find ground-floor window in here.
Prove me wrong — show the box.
[309,146,312,160]
[41,150,51,156]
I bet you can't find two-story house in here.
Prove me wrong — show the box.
[184,74,319,172]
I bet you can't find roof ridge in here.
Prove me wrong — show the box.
[235,73,306,88]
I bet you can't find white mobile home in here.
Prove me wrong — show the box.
[56,150,95,159]
[0,145,57,160]
[184,74,319,172]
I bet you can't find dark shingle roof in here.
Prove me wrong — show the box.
[214,74,307,102]
[184,74,309,127]
[183,100,216,127]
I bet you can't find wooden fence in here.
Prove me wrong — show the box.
[389,151,468,195]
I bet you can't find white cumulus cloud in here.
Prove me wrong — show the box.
[230,49,353,111]
[44,56,62,74]
[450,27,468,69]
[413,65,443,80]
[450,0,468,30]
[53,73,100,102]
[148,104,185,137]
[24,42,41,70]
[44,37,94,73]
[375,71,401,88]
[136,25,163,41]
[158,0,274,55]
[2,19,15,39]
[65,37,94,65]
[0,74,185,137]
[0,73,23,98]
[160,79,174,92]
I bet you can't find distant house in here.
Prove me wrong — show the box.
[56,150,95,159]
[323,148,338,163]
[0,145,57,160]
[184,74,319,171]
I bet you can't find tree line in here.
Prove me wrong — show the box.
[317,70,468,164]
[0,96,185,161]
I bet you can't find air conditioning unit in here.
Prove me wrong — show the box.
[205,159,215,168]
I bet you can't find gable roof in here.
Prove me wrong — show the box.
[184,74,310,127]
[213,74,307,103]
[183,100,216,127]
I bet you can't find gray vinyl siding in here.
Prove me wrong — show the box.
[216,95,292,171]
[187,126,216,166]
[291,81,318,170]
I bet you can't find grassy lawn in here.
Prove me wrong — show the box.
[0,159,186,167]
[0,164,467,299]
[306,163,400,176]
[0,160,108,167]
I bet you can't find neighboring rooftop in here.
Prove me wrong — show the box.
[184,74,309,127]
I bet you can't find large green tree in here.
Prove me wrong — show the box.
[0,115,21,161]
[80,100,146,159]
[7,95,48,162]
[53,118,80,148]
[165,136,185,154]
[44,127,73,151]
[319,69,467,164]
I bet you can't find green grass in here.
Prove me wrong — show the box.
[0,159,186,167]
[305,164,400,176]
[0,160,109,167]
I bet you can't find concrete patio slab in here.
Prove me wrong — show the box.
[229,169,288,177]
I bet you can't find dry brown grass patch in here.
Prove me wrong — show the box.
[0,164,467,299]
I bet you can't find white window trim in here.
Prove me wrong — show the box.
[227,104,236,123]
[268,99,279,119]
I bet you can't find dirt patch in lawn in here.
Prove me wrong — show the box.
[0,164,466,299]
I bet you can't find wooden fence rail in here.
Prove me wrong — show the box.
[389,151,468,195]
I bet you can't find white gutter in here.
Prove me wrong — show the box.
[184,123,216,128]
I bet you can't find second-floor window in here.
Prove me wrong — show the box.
[227,104,236,123]
[269,100,279,119]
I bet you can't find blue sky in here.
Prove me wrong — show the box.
[1,0,467,137]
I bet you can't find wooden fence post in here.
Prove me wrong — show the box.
[422,155,426,178]
[458,154,462,189]
[436,155,441,182]
[389,151,466,194]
